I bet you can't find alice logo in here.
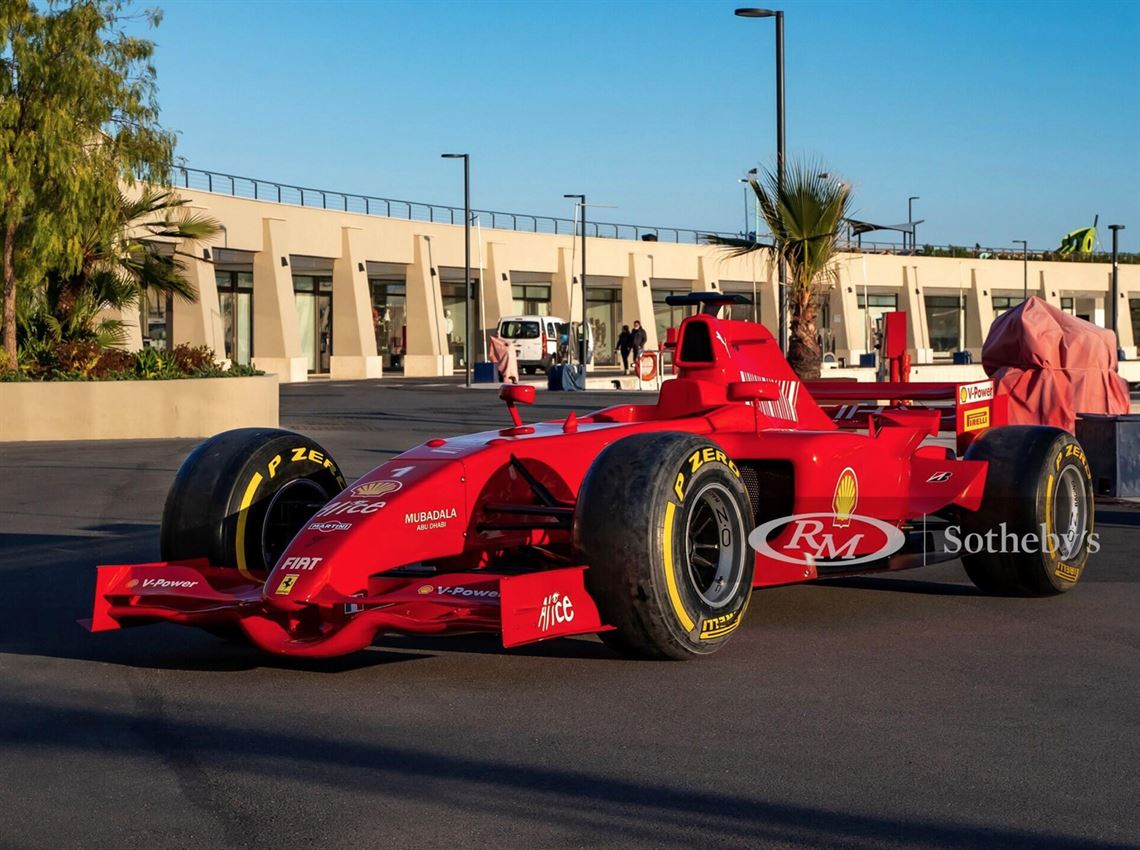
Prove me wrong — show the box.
[832,467,858,528]
[351,480,402,498]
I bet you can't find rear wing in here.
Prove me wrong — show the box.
[802,379,1007,455]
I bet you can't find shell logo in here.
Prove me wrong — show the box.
[351,480,402,499]
[417,584,434,595]
[832,467,859,528]
[126,578,139,589]
[958,386,968,404]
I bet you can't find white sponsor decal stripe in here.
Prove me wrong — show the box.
[740,373,799,422]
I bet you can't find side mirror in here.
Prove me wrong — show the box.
[500,383,536,426]
[499,384,536,405]
[727,381,782,403]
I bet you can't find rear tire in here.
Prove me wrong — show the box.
[574,433,754,659]
[959,426,1094,596]
[160,428,346,579]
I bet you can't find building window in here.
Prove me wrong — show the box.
[992,295,1023,317]
[587,288,620,365]
[854,293,898,350]
[293,275,332,374]
[924,294,964,354]
[215,271,253,366]
[818,295,834,354]
[370,279,406,370]
[652,289,692,346]
[724,298,758,325]
[141,290,172,350]
[1130,299,1140,348]
[511,284,551,316]
[441,283,470,370]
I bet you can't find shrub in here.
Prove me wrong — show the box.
[170,344,216,374]
[2,340,260,381]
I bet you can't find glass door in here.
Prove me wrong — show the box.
[317,289,332,374]
[293,275,332,374]
[294,289,317,373]
[217,270,253,366]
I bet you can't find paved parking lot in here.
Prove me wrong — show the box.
[1,378,1138,849]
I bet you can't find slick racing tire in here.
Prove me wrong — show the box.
[160,428,346,580]
[574,432,754,659]
[959,426,1094,596]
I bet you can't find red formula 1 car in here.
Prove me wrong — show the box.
[88,294,1096,660]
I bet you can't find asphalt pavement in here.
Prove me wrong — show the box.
[1,377,1138,850]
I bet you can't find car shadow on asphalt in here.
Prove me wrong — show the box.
[1,689,1133,850]
[813,576,983,596]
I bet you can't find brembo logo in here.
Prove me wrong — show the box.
[538,592,575,632]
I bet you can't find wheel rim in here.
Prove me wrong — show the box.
[1052,465,1089,562]
[684,482,743,608]
[261,478,331,570]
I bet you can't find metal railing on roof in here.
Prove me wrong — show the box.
[173,166,737,245]
[837,238,1138,264]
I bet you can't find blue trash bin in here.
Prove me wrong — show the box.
[473,362,497,383]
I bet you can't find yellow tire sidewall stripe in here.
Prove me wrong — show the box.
[236,472,264,582]
[662,500,696,633]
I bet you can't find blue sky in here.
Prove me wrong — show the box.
[150,0,1140,251]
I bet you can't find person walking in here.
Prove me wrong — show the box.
[631,320,648,373]
[615,324,634,374]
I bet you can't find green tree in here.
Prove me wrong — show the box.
[1,0,174,363]
[17,187,220,359]
[709,160,852,380]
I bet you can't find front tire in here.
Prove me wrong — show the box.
[574,433,754,659]
[959,426,1094,596]
[160,428,346,580]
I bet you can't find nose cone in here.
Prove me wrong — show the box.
[261,460,469,610]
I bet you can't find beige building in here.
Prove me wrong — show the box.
[126,174,1140,383]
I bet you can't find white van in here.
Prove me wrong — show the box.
[496,315,594,374]
[496,315,561,375]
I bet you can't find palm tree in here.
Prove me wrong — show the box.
[709,159,852,380]
[18,187,220,356]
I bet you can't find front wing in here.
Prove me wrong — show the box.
[85,561,610,658]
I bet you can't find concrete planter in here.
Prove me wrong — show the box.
[0,374,279,442]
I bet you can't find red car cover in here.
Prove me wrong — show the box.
[982,296,1130,432]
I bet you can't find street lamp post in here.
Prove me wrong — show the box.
[746,167,759,241]
[1109,224,1126,359]
[441,153,472,387]
[1013,239,1028,302]
[738,178,750,237]
[908,196,919,252]
[563,193,587,375]
[735,8,786,352]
